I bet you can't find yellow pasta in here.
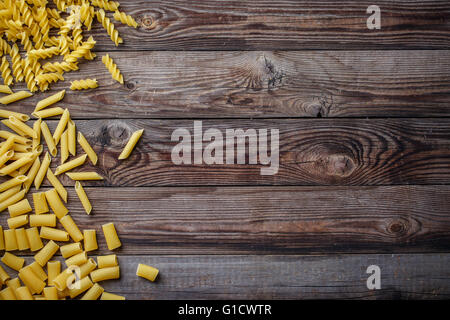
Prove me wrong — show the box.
[118,129,144,160]
[90,266,120,282]
[52,268,74,291]
[0,150,13,167]
[96,9,123,46]
[19,265,46,294]
[2,119,27,136]
[32,118,41,149]
[113,11,138,28]
[29,261,48,282]
[1,56,13,86]
[0,264,10,283]
[0,90,33,105]
[0,135,15,155]
[0,84,13,94]
[92,0,120,11]
[100,291,126,300]
[15,286,33,300]
[32,107,64,119]
[34,151,51,189]
[32,192,49,214]
[79,258,97,278]
[97,254,118,269]
[70,78,98,90]
[52,108,70,144]
[65,251,87,267]
[2,252,25,271]
[6,278,20,292]
[54,154,87,175]
[40,226,69,242]
[43,286,58,300]
[60,242,83,259]
[81,283,104,300]
[28,47,59,60]
[77,132,98,165]
[26,227,44,252]
[68,119,76,156]
[83,230,98,252]
[7,215,28,229]
[34,240,59,266]
[69,276,93,299]
[0,175,27,192]
[40,121,57,156]
[0,286,17,300]
[8,116,37,138]
[102,222,121,250]
[60,215,84,242]
[45,188,68,219]
[67,171,103,181]
[47,168,68,202]
[0,153,34,176]
[102,53,123,84]
[15,228,30,250]
[0,109,29,121]
[29,214,56,227]
[0,225,4,250]
[8,198,32,217]
[47,261,61,286]
[35,72,64,86]
[136,264,159,282]
[60,129,68,164]
[23,157,40,192]
[74,181,92,215]
[4,229,18,251]
[0,185,21,204]
[43,61,78,73]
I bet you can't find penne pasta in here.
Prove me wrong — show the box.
[35,90,65,112]
[0,149,14,167]
[45,188,68,219]
[0,136,15,156]
[47,168,68,202]
[67,171,103,180]
[23,157,40,192]
[97,254,118,269]
[7,215,29,229]
[32,118,41,149]
[77,132,98,165]
[2,252,25,271]
[0,131,31,145]
[33,192,50,214]
[52,108,70,145]
[40,121,57,156]
[0,154,34,176]
[102,222,121,250]
[29,214,57,227]
[32,107,65,119]
[15,228,30,251]
[0,175,27,192]
[2,119,28,136]
[68,119,76,156]
[0,189,26,212]
[60,214,84,242]
[0,91,33,105]
[8,198,32,217]
[34,152,51,189]
[90,266,120,282]
[81,283,104,300]
[35,240,59,266]
[0,85,13,94]
[60,242,83,259]
[83,230,98,252]
[26,227,44,252]
[54,154,87,175]
[8,116,38,138]
[15,286,33,300]
[40,226,70,242]
[0,109,29,121]
[47,261,61,286]
[100,292,126,300]
[118,129,144,160]
[75,181,92,214]
[61,129,69,164]
[136,264,159,282]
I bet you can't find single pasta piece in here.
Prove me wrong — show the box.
[52,108,70,144]
[28,47,59,60]
[52,268,75,291]
[40,121,57,156]
[43,61,78,73]
[97,254,118,268]
[0,286,17,300]
[23,157,40,192]
[75,181,92,215]
[60,242,83,259]
[45,188,68,219]
[0,109,29,121]
[35,72,64,85]
[8,116,37,138]
[0,175,27,192]
[102,222,121,250]
[0,225,4,250]
[79,258,97,278]
[34,151,51,189]
[32,118,41,149]
[1,56,13,86]
[84,230,98,252]
[0,264,10,283]
[40,226,70,242]
[0,189,27,212]
[136,263,159,282]
[7,215,28,229]
[0,154,34,176]
[28,261,48,282]
[15,228,30,250]
[2,118,29,136]
[118,129,144,160]
[47,261,61,286]
[0,150,14,167]
[60,214,84,242]
[26,227,44,251]
[68,119,76,156]
[32,192,49,214]
[2,252,25,271]
[19,265,46,294]
[47,168,68,202]
[10,44,24,82]
[96,9,123,46]
[29,214,56,227]
[81,283,104,300]
[65,251,87,267]
[8,198,32,217]
[67,171,103,180]
[61,129,68,164]
[0,90,33,105]
[32,107,64,119]
[43,286,58,300]
[102,53,123,84]
[34,240,59,266]
[77,131,98,165]
[90,266,120,282]
[15,286,33,300]
[69,276,93,299]
[54,153,87,175]
[113,11,138,28]
[0,84,13,94]
[34,89,65,112]
[101,292,126,300]
[91,0,120,11]
[70,78,98,90]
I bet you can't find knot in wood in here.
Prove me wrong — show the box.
[141,16,157,30]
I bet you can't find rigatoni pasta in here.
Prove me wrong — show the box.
[60,215,84,242]
[26,227,44,252]
[102,222,121,250]
[2,252,25,271]
[15,228,30,251]
[136,264,159,282]
[90,266,120,282]
[35,240,59,266]
[83,230,98,252]
[8,198,32,217]
[32,192,49,214]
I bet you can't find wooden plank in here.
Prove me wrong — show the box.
[7,51,450,118]
[9,118,450,187]
[85,0,450,50]
[1,185,449,254]
[3,254,450,299]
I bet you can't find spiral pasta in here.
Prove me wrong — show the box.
[43,61,79,73]
[72,27,83,50]
[91,0,120,12]
[96,9,123,46]
[28,47,60,60]
[37,7,50,42]
[80,2,94,30]
[10,44,24,82]
[70,78,98,90]
[64,36,96,63]
[1,56,13,86]
[22,58,37,92]
[113,11,138,28]
[35,72,64,85]
[102,54,123,84]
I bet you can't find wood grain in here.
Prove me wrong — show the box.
[1,185,449,254]
[84,0,450,50]
[7,51,450,118]
[5,254,450,299]
[10,118,450,187]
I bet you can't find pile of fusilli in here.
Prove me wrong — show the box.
[0,0,137,91]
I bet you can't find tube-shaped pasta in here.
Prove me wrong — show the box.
[54,154,87,175]
[32,118,41,149]
[52,268,74,291]
[43,286,58,300]
[47,261,61,286]
[60,242,83,259]
[0,109,29,121]
[7,215,28,229]
[8,198,32,217]
[26,227,44,251]
[52,108,69,145]
[77,132,97,165]
[2,252,25,271]
[32,107,64,119]
[32,192,49,214]
[15,228,30,250]
[0,189,26,212]
[23,157,40,192]
[6,277,21,291]
[90,266,120,282]
[0,85,13,94]
[0,91,33,105]
[15,286,33,300]
[65,251,87,267]
[0,286,17,300]
[68,119,76,156]
[0,185,20,204]
[81,283,104,300]
[47,168,67,202]
[19,265,45,294]
[34,90,65,112]
[0,175,27,192]
[0,149,14,167]
[69,276,93,299]
[97,254,118,269]
[8,116,38,138]
[34,152,51,189]
[61,129,68,163]
[101,292,126,300]
[75,181,92,215]
[83,230,98,252]
[2,119,28,137]
[35,240,59,266]
[59,214,83,242]
[29,261,48,282]
[0,135,15,156]
[0,264,10,283]
[102,222,121,250]
[67,171,103,180]
[118,129,144,160]
[29,214,56,227]
[136,264,159,282]
[79,258,97,279]
[0,131,30,145]
[45,188,68,219]
[0,226,4,250]
[40,121,57,156]
[40,226,69,242]
[0,153,34,176]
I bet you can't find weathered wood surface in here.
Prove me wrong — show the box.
[9,118,449,187]
[8,50,450,118]
[1,185,449,255]
[4,254,450,299]
[84,0,450,50]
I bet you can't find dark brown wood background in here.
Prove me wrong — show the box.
[1,0,450,299]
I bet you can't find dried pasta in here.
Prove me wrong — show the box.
[70,78,98,90]
[102,53,123,84]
